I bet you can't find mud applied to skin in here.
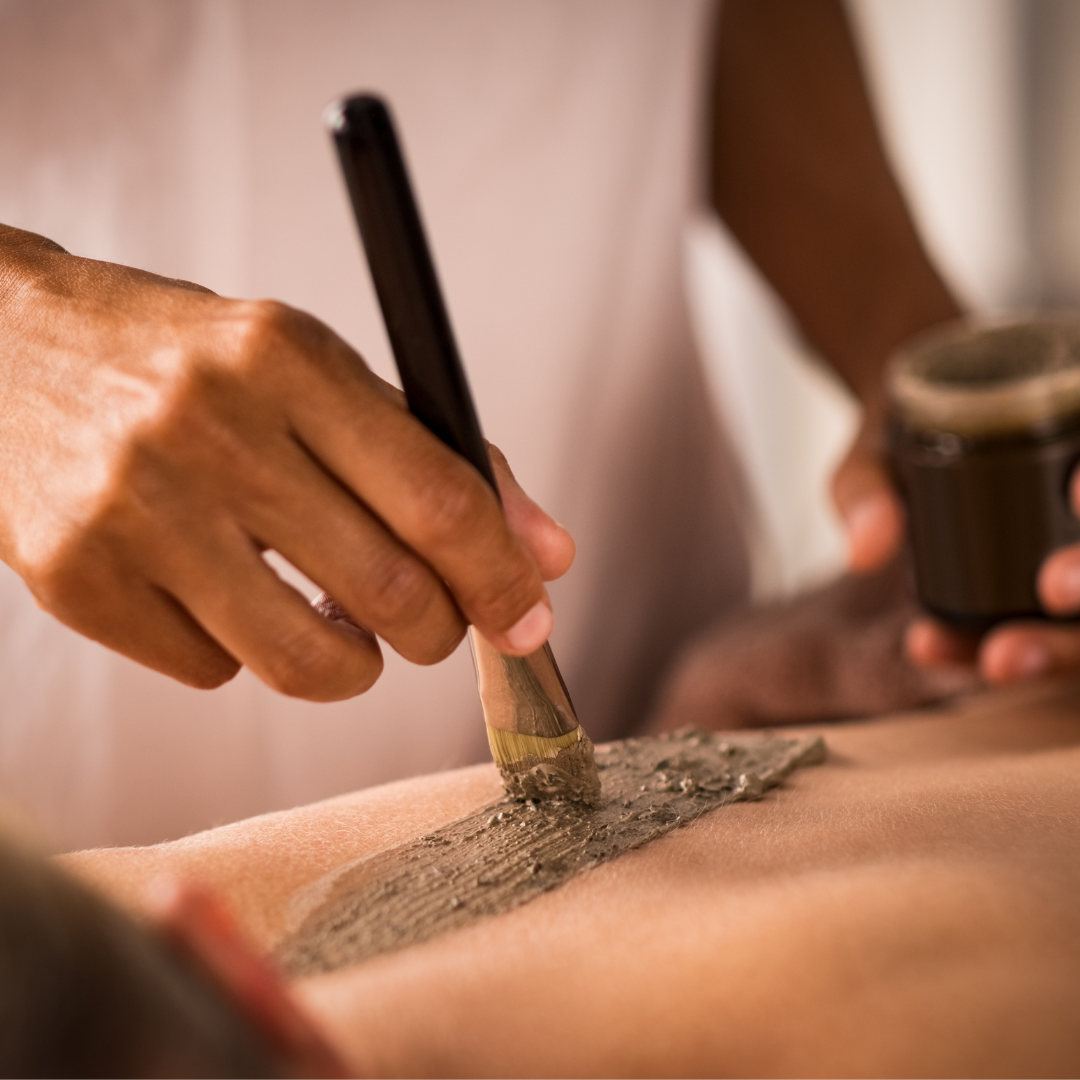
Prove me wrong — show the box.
[275,730,825,978]
[499,729,603,805]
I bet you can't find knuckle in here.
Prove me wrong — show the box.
[468,558,539,628]
[228,299,329,381]
[18,519,126,616]
[267,625,339,699]
[392,609,467,666]
[16,497,142,616]
[266,619,382,701]
[183,652,241,690]
[414,473,492,549]
[232,298,293,359]
[21,547,78,612]
[129,364,220,452]
[364,555,437,627]
[413,621,467,665]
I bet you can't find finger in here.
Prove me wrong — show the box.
[487,443,575,581]
[905,615,980,669]
[831,413,905,574]
[32,560,240,690]
[236,436,466,666]
[275,319,552,654]
[158,522,384,702]
[345,424,553,655]
[1038,543,1080,615]
[976,622,1080,684]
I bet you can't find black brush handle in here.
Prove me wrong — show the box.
[326,93,498,494]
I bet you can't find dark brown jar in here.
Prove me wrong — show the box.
[889,318,1080,629]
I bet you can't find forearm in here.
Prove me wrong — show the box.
[712,0,962,403]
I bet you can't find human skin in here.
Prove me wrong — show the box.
[64,679,1080,1077]
[0,225,572,699]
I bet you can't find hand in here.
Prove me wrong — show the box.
[0,226,574,700]
[644,554,976,734]
[832,388,1080,687]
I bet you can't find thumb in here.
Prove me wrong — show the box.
[831,406,905,574]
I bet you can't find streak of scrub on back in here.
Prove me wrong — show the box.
[276,730,826,978]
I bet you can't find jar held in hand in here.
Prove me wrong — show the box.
[889,317,1080,629]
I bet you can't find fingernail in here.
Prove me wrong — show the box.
[504,601,553,653]
[1007,640,1051,680]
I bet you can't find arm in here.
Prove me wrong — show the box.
[710,0,1080,692]
[711,0,962,572]
[0,225,573,699]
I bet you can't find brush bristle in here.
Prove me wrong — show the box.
[486,724,582,772]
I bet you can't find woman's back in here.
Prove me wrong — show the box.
[66,678,1080,1075]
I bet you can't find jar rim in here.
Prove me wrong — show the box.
[888,315,1080,437]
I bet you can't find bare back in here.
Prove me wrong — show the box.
[65,680,1080,1076]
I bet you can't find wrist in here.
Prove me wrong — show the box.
[0,225,73,309]
[0,223,68,256]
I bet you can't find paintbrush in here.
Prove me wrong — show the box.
[325,94,600,805]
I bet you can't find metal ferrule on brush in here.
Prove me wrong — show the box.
[469,630,600,805]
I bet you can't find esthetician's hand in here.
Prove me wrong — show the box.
[0,226,574,700]
[903,467,1080,684]
[832,394,1080,686]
